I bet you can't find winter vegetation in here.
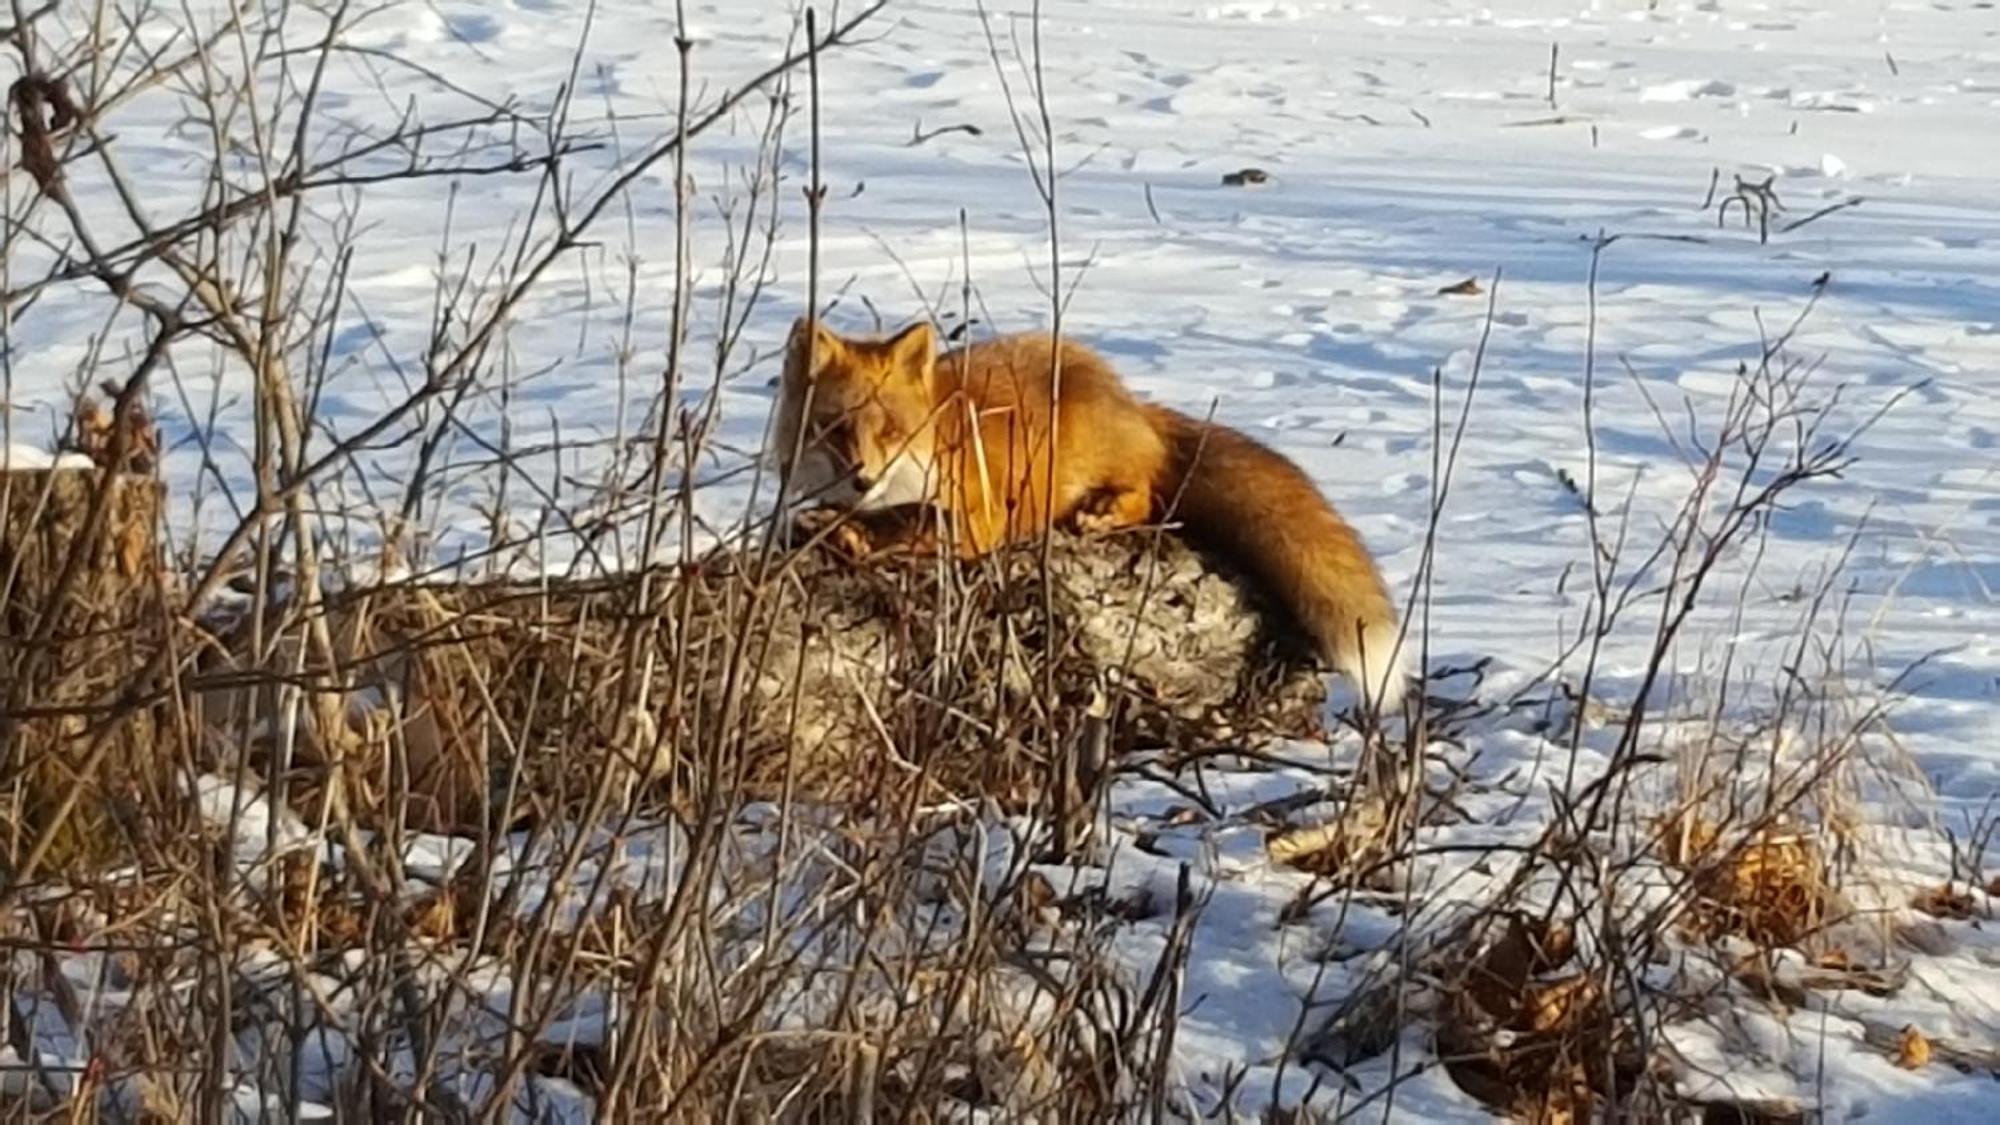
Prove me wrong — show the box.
[0,0,1995,1120]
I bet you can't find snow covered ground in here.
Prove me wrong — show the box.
[4,0,1997,1119]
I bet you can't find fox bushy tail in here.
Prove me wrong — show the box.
[1145,405,1407,711]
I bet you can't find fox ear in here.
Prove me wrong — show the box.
[787,316,841,373]
[883,321,936,380]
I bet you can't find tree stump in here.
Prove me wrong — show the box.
[311,528,1333,832]
[685,530,1334,792]
[0,468,171,875]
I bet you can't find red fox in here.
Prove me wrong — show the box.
[776,318,1407,711]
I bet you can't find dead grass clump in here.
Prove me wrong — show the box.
[1663,815,1843,950]
[1437,911,1643,1123]
[1,467,182,875]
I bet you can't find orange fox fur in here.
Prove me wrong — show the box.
[776,318,1407,710]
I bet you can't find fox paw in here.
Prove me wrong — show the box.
[793,507,873,558]
[1069,487,1151,535]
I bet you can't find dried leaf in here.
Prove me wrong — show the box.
[1532,918,1576,972]
[407,891,458,942]
[1017,871,1057,917]
[318,901,366,945]
[1436,276,1484,296]
[1267,821,1347,865]
[1522,974,1599,1033]
[1896,1024,1932,1070]
[1912,885,1977,920]
[1266,796,1390,875]
[119,515,150,577]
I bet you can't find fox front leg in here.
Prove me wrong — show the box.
[794,504,942,559]
[791,505,876,558]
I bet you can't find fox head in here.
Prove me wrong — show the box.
[779,318,942,510]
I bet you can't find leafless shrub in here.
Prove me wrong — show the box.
[0,3,1237,1119]
[0,3,1959,1122]
[1286,240,1942,1122]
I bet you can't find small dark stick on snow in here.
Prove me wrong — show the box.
[910,118,982,145]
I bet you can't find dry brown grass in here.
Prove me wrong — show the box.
[1663,814,1842,950]
[1433,912,1638,1124]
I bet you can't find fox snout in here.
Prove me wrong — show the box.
[792,415,930,510]
[788,448,866,505]
[823,451,885,500]
[788,417,862,495]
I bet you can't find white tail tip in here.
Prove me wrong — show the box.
[1340,619,1408,716]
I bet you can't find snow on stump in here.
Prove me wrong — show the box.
[0,466,174,875]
